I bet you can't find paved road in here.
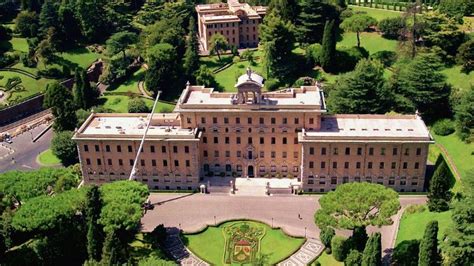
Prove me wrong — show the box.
[0,124,53,173]
[141,193,427,260]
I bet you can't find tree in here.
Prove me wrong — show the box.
[106,31,137,61]
[457,40,474,73]
[51,131,78,166]
[418,220,440,266]
[86,186,104,261]
[183,17,200,80]
[75,0,109,43]
[0,0,17,21]
[140,19,186,59]
[315,183,400,230]
[320,227,335,253]
[392,53,451,123]
[427,159,453,212]
[392,240,419,266]
[145,43,180,100]
[128,98,150,113]
[361,232,382,266]
[351,226,368,252]
[80,69,98,108]
[260,13,295,78]
[320,19,337,72]
[438,0,474,22]
[340,14,377,47]
[296,0,332,44]
[14,11,38,37]
[455,87,474,142]
[35,27,57,64]
[73,69,85,109]
[195,66,217,88]
[345,249,362,266]
[331,236,348,261]
[43,82,77,131]
[39,0,59,37]
[420,11,465,56]
[241,49,255,65]
[328,59,391,114]
[269,0,299,23]
[208,33,228,62]
[378,17,405,39]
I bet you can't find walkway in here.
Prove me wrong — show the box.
[277,238,324,266]
[162,227,209,266]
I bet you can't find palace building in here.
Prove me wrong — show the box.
[73,70,434,193]
[196,0,266,51]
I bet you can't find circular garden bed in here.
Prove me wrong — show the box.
[182,220,305,265]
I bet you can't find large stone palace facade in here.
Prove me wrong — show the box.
[73,70,433,192]
[196,0,266,51]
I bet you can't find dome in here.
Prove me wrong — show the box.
[235,68,264,88]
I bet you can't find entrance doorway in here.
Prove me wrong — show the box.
[247,165,254,177]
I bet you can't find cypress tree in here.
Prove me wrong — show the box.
[427,160,453,212]
[86,185,104,261]
[320,19,336,72]
[183,17,200,82]
[418,220,440,266]
[351,226,368,252]
[81,69,96,109]
[361,232,381,266]
[73,69,85,109]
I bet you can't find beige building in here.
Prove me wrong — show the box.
[73,70,433,192]
[196,0,266,51]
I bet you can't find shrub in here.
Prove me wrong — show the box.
[331,236,348,262]
[432,119,455,136]
[128,97,150,113]
[345,249,362,266]
[265,78,280,91]
[378,17,405,39]
[334,46,369,72]
[320,227,335,253]
[370,51,397,67]
[306,43,322,65]
[38,66,66,79]
[51,131,78,166]
[392,240,419,266]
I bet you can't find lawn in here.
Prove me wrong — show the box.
[349,5,402,21]
[337,32,398,55]
[129,233,175,265]
[109,68,145,93]
[215,60,266,92]
[10,37,29,53]
[56,47,101,69]
[396,205,453,245]
[313,252,343,266]
[431,132,474,180]
[0,71,53,103]
[183,220,305,265]
[101,95,175,113]
[37,149,61,166]
[442,65,473,92]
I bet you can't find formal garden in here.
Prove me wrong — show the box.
[183,220,305,265]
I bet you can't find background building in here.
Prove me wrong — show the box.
[73,70,433,192]
[196,0,266,51]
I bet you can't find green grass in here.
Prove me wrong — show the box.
[338,32,398,55]
[431,132,474,179]
[10,37,28,53]
[56,47,101,69]
[37,149,61,166]
[396,205,453,245]
[101,95,175,113]
[442,65,473,92]
[0,71,53,103]
[129,233,175,265]
[349,5,402,21]
[314,252,343,266]
[428,144,442,164]
[110,68,145,93]
[183,220,305,265]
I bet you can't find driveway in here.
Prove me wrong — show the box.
[141,193,427,259]
[0,124,53,173]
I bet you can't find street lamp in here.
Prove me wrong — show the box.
[214,215,216,225]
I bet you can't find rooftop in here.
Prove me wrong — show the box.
[301,115,433,142]
[73,113,199,140]
[196,0,265,23]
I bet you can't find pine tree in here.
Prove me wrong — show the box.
[269,0,299,23]
[183,17,200,81]
[427,159,453,212]
[86,185,104,261]
[296,0,326,44]
[320,19,336,72]
[361,232,381,266]
[43,82,78,131]
[419,220,440,266]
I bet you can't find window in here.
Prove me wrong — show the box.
[368,162,373,169]
[282,137,287,144]
[369,147,374,155]
[225,137,230,144]
[213,117,217,124]
[107,159,112,165]
[331,177,337,184]
[224,117,229,124]
[400,180,406,186]
[97,159,102,165]
[391,162,396,169]
[260,137,264,144]
[332,162,337,168]
[271,117,276,124]
[201,117,206,124]
[416,148,421,156]
[333,148,338,155]
[173,146,178,153]
[162,146,166,153]
[247,137,252,144]
[237,137,241,144]
[95,145,100,152]
[118,159,123,166]
[414,162,419,169]
[344,162,349,169]
[237,151,241,157]
[186,117,191,124]
[381,148,386,155]
[248,117,252,124]
[214,137,219,144]
[283,118,287,124]
[321,148,327,155]
[356,162,361,169]
[271,137,276,144]
[105,145,110,152]
[174,160,179,167]
[271,151,276,158]
[186,160,190,167]
[260,151,265,158]
[203,137,207,144]
[129,159,134,166]
[84,145,89,152]
[403,162,408,169]
[379,162,385,169]
[309,161,314,168]
[214,151,219,157]
[150,145,155,153]
[282,152,287,158]
[393,148,398,156]
[260,117,264,124]
[226,151,230,157]
[389,180,395,185]
[86,158,91,165]
[294,151,298,159]
[309,147,314,155]
[203,150,208,157]
[308,179,314,184]
[294,118,299,124]
[309,118,314,124]
[321,161,326,168]
[236,117,240,124]
[404,148,409,156]
[152,160,157,167]
[185,146,189,153]
[141,159,145,166]
[345,147,350,155]
[163,160,168,167]
[294,137,298,144]
[357,147,362,155]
